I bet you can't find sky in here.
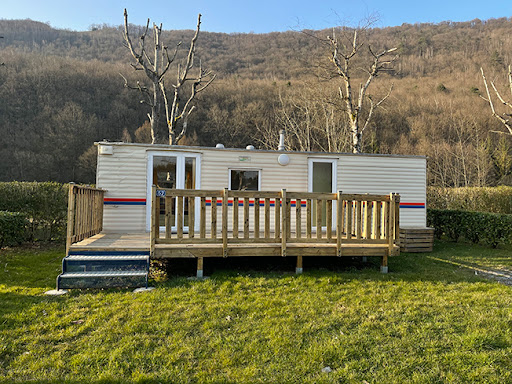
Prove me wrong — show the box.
[2,0,512,33]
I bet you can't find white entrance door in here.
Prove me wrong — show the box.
[308,158,337,229]
[146,152,201,232]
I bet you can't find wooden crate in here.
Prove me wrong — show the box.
[399,227,434,253]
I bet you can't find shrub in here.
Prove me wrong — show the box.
[0,182,68,241]
[427,186,512,214]
[427,209,512,248]
[0,211,27,247]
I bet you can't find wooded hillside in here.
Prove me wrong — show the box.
[1,17,511,186]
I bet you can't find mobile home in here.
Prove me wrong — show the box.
[57,140,430,289]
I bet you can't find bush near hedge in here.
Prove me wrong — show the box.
[428,186,512,214]
[0,182,68,242]
[427,208,512,248]
[0,211,28,247]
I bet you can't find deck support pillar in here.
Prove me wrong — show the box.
[197,257,204,279]
[381,253,388,274]
[296,255,303,274]
[362,256,368,263]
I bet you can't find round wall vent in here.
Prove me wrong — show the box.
[278,154,290,166]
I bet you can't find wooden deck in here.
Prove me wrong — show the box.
[71,231,398,258]
[70,232,150,252]
[67,187,401,275]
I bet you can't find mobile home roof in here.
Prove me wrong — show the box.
[95,141,426,160]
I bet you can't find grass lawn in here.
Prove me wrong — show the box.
[1,241,511,383]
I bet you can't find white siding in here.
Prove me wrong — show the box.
[96,144,147,232]
[200,150,308,191]
[338,156,427,227]
[95,143,427,233]
[200,150,308,234]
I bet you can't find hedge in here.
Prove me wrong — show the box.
[427,208,512,248]
[428,186,512,214]
[0,211,28,247]
[0,182,68,242]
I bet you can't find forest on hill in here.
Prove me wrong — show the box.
[0,17,511,186]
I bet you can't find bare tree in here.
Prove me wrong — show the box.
[270,84,351,153]
[328,28,397,153]
[122,9,215,145]
[480,66,512,135]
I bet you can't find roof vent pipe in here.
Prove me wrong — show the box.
[278,129,286,151]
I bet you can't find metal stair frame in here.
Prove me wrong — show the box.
[57,250,150,290]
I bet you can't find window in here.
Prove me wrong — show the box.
[230,170,260,191]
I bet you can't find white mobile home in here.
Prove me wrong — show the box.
[95,141,427,234]
[58,141,429,289]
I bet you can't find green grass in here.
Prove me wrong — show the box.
[430,240,512,271]
[1,241,512,383]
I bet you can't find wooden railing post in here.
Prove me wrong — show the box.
[66,183,76,256]
[346,200,353,240]
[177,196,184,238]
[243,197,250,239]
[165,196,172,239]
[384,192,396,272]
[306,199,312,238]
[233,197,239,239]
[188,196,195,239]
[281,189,287,257]
[336,191,342,257]
[355,200,362,239]
[150,185,157,255]
[364,197,371,240]
[254,197,260,239]
[274,196,280,240]
[326,199,333,240]
[395,194,400,246]
[222,188,228,258]
[316,198,322,240]
[200,197,206,238]
[295,199,302,239]
[211,196,217,239]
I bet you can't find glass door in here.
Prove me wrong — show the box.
[153,156,177,229]
[146,152,200,232]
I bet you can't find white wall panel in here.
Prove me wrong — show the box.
[338,156,427,227]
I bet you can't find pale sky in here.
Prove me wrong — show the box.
[2,0,512,33]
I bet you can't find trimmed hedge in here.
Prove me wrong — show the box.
[427,208,512,248]
[0,211,28,247]
[428,186,512,214]
[0,182,68,242]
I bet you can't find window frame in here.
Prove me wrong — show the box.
[228,168,262,191]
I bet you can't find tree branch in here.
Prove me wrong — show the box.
[362,83,394,132]
[481,67,512,135]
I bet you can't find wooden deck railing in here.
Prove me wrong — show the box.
[151,187,400,258]
[66,184,106,255]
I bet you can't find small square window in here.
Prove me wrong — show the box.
[230,170,259,191]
